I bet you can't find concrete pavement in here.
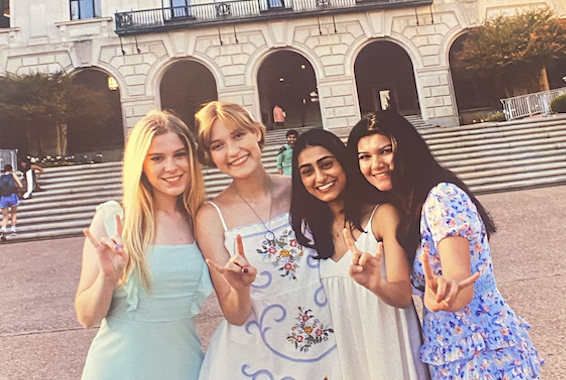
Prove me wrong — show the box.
[0,185,564,379]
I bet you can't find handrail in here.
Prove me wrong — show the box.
[500,87,566,121]
[114,0,431,34]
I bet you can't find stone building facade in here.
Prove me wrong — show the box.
[1,0,564,140]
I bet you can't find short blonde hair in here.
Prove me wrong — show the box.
[121,110,205,290]
[195,101,266,167]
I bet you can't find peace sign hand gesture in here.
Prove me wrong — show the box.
[422,251,480,312]
[83,214,129,287]
[343,228,384,293]
[206,234,257,291]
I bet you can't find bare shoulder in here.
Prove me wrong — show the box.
[375,203,400,219]
[372,203,400,238]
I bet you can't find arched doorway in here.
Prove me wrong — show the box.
[69,69,124,156]
[449,33,502,123]
[354,41,419,116]
[257,51,321,130]
[160,60,218,133]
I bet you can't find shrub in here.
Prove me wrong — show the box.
[484,111,506,122]
[551,94,566,113]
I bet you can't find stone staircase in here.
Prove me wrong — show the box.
[2,114,566,243]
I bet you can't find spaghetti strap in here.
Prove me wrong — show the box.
[207,201,228,232]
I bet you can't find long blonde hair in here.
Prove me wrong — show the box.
[121,110,205,290]
[195,101,266,167]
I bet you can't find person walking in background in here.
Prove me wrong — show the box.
[194,101,341,379]
[290,129,430,379]
[347,110,544,380]
[0,164,23,239]
[75,110,212,380]
[272,104,286,127]
[18,155,44,199]
[276,129,298,176]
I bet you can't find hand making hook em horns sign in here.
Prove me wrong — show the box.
[422,251,480,312]
[83,214,129,287]
[206,234,257,291]
[343,228,384,293]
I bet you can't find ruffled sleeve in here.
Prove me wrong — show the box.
[189,255,213,316]
[422,182,483,250]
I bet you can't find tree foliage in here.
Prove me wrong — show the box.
[452,8,566,96]
[0,71,112,155]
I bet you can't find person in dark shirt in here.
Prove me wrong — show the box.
[18,156,44,199]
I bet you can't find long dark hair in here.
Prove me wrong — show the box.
[345,110,496,263]
[290,129,349,259]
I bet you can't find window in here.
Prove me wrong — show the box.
[70,0,101,20]
[0,0,9,28]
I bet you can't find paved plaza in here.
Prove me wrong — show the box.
[0,185,564,379]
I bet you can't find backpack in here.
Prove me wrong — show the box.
[277,144,289,156]
[0,174,16,197]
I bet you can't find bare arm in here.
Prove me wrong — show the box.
[74,212,128,329]
[30,164,44,175]
[371,204,412,307]
[195,204,256,326]
[11,173,22,188]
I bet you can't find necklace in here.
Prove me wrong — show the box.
[236,177,275,241]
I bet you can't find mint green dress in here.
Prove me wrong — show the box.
[81,201,212,380]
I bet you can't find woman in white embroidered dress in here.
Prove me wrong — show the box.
[290,128,430,379]
[195,101,341,379]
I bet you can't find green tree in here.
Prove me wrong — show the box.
[0,71,112,156]
[453,8,566,97]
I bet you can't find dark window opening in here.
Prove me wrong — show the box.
[0,0,10,28]
[70,0,101,20]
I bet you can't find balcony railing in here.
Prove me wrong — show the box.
[500,87,566,121]
[115,0,432,35]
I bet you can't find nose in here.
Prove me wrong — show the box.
[314,167,326,183]
[227,140,239,156]
[164,156,177,171]
[370,154,383,172]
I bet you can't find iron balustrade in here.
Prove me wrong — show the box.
[114,0,432,34]
[500,87,566,121]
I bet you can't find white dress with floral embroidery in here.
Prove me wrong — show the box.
[319,206,431,380]
[199,203,342,380]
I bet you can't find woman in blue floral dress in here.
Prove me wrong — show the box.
[345,110,544,380]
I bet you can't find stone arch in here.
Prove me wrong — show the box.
[353,39,420,116]
[66,67,125,157]
[158,59,219,132]
[255,49,322,129]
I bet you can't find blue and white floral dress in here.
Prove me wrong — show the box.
[412,183,544,380]
[199,203,342,380]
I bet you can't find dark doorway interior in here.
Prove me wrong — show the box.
[257,51,321,130]
[355,41,420,116]
[69,70,124,154]
[160,60,218,134]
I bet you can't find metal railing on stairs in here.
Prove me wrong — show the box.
[500,87,566,121]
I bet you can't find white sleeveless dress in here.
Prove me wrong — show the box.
[319,207,431,380]
[199,203,342,380]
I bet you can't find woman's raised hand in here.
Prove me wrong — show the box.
[422,251,480,312]
[343,228,384,293]
[83,214,129,286]
[206,234,257,291]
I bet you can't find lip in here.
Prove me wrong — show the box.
[316,180,336,192]
[372,171,390,179]
[163,174,182,184]
[229,154,249,167]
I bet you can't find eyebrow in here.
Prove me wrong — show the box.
[298,155,335,169]
[146,147,187,156]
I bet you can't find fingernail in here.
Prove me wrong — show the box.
[115,244,121,250]
[243,268,249,274]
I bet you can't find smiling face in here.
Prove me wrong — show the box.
[208,119,262,178]
[357,133,394,192]
[287,133,297,148]
[298,145,347,204]
[142,131,192,199]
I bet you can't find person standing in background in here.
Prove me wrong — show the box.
[0,164,23,239]
[272,105,286,127]
[18,155,44,199]
[276,130,298,176]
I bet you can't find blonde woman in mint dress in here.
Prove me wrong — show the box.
[75,110,212,380]
[195,101,341,379]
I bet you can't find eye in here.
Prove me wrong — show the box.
[358,153,370,161]
[210,143,223,151]
[380,146,393,155]
[320,158,334,169]
[175,151,188,157]
[150,156,163,162]
[299,167,313,177]
[234,131,246,139]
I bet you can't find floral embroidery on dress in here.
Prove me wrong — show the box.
[257,228,304,280]
[287,306,334,352]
